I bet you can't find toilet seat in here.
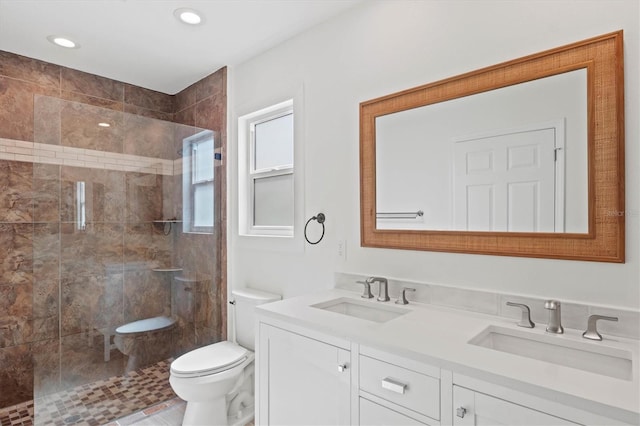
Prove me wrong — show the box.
[171,341,250,379]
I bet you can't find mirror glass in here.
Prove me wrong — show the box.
[375,68,587,233]
[360,31,624,262]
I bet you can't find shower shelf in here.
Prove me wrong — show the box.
[151,267,183,272]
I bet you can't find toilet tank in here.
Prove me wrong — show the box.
[232,288,280,350]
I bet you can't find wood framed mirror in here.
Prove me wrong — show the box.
[360,31,624,262]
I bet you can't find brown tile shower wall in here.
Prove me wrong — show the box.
[0,50,227,408]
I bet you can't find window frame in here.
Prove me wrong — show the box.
[239,99,295,238]
[249,108,294,234]
[183,130,215,234]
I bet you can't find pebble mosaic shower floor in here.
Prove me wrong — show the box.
[0,401,33,426]
[0,360,176,426]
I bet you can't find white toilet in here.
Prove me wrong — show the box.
[169,288,280,426]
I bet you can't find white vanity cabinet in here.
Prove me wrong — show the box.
[359,397,429,426]
[358,346,441,426]
[452,386,579,426]
[451,374,628,426]
[257,323,351,425]
[256,301,636,426]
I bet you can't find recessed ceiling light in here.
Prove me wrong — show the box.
[98,122,111,128]
[174,8,203,25]
[46,35,79,49]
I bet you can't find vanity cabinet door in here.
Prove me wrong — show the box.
[261,324,351,425]
[453,386,580,426]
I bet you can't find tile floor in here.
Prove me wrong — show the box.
[110,400,255,426]
[0,400,33,426]
[0,360,176,426]
[106,398,186,426]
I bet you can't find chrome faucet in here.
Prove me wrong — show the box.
[395,287,416,305]
[355,280,374,299]
[367,277,390,302]
[544,300,564,334]
[506,302,535,328]
[582,314,618,341]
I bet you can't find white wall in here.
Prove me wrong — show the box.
[229,0,639,309]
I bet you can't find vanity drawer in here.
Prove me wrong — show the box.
[359,354,440,420]
[360,397,432,426]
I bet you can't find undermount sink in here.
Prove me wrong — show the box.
[469,326,633,380]
[311,297,409,323]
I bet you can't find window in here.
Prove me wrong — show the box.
[183,130,214,233]
[239,100,294,237]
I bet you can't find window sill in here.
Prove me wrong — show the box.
[236,231,303,253]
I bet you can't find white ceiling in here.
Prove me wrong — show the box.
[0,0,361,94]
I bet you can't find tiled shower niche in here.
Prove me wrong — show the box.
[0,93,223,421]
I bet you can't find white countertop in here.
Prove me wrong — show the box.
[256,289,640,423]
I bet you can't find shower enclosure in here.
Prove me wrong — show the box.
[1,90,225,424]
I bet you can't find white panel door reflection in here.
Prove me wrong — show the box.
[453,122,564,232]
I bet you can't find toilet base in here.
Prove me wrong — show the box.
[180,391,255,426]
[228,409,254,426]
[183,398,227,426]
[227,388,254,426]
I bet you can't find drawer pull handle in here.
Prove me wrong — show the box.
[381,377,407,394]
[456,407,467,418]
[338,364,347,372]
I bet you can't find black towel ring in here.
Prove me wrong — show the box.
[304,213,326,245]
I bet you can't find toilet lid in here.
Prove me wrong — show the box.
[170,341,249,378]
